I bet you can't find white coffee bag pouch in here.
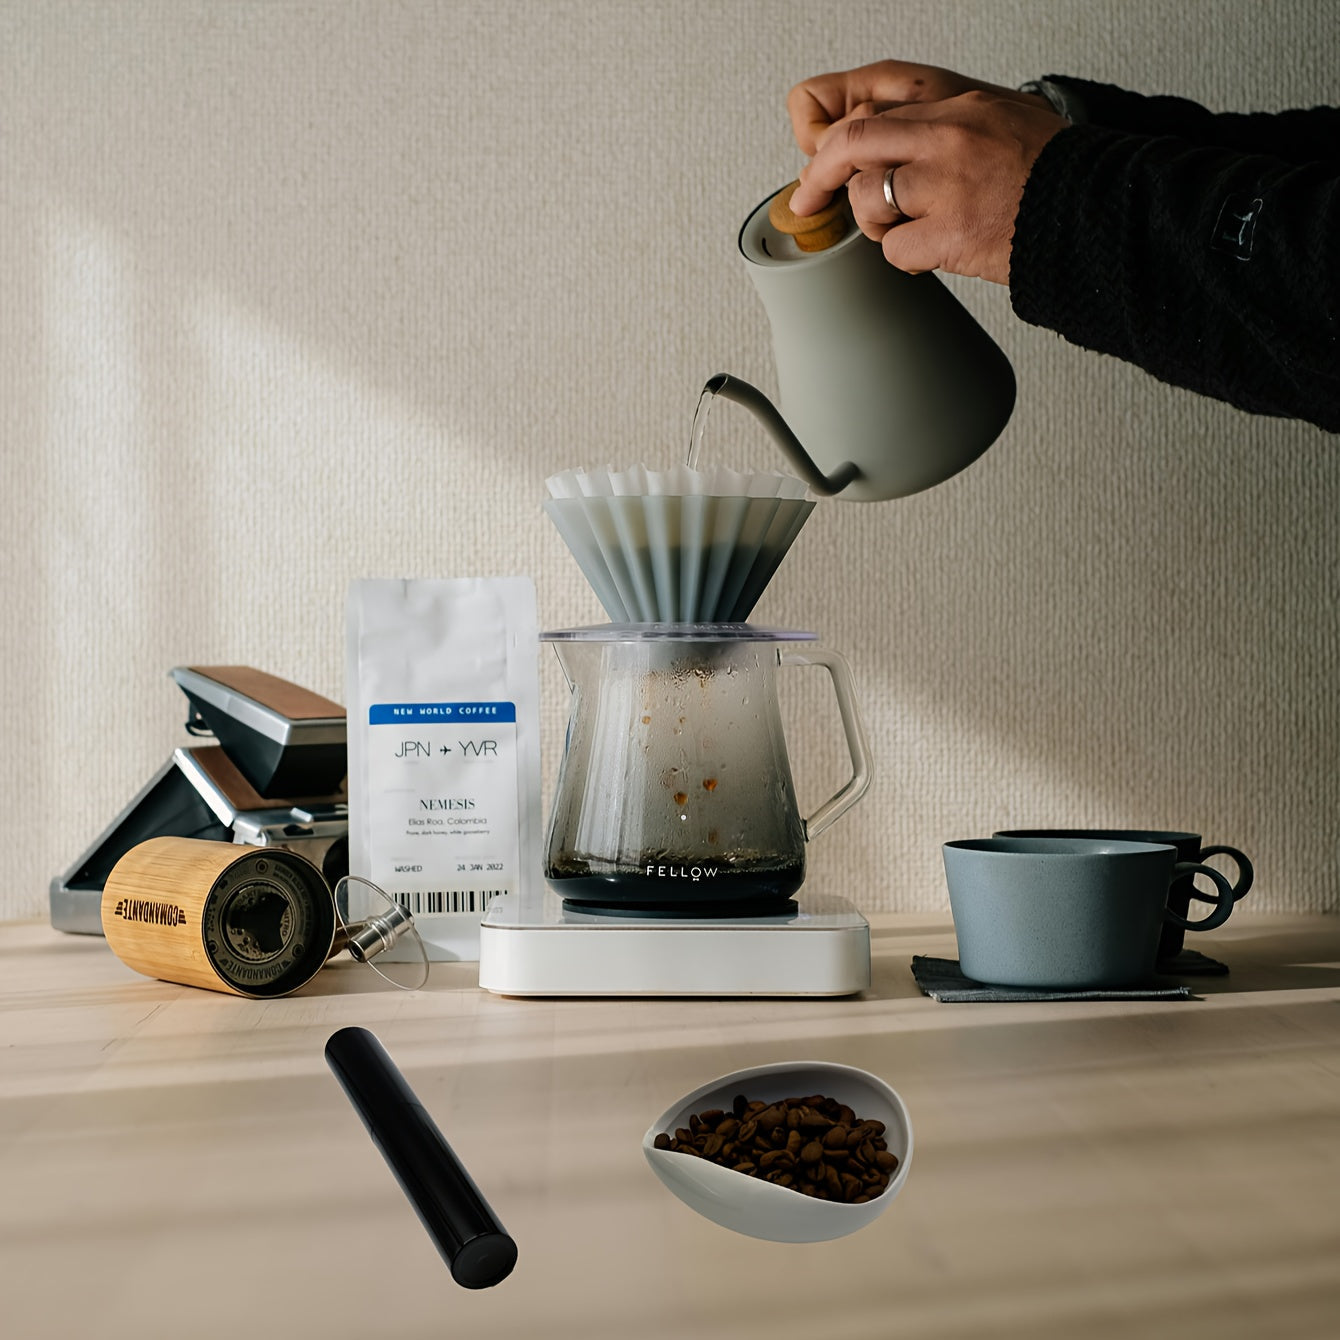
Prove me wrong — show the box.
[346,577,540,962]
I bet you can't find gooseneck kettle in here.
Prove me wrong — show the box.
[711,182,1016,501]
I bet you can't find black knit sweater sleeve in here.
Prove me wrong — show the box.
[1009,90,1340,431]
[1042,75,1340,163]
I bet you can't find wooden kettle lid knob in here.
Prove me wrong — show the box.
[767,181,850,252]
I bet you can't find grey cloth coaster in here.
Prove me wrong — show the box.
[911,956,1192,1002]
[1157,947,1229,976]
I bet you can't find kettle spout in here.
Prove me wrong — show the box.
[704,374,860,496]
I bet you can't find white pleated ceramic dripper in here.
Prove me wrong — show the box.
[544,465,814,623]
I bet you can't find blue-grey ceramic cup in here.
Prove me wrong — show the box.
[994,829,1252,964]
[942,838,1237,989]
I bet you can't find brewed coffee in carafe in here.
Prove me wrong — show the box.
[542,625,869,915]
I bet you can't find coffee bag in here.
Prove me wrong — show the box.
[346,578,541,962]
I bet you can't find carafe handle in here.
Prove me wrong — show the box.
[779,648,872,840]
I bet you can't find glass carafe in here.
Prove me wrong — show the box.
[543,625,870,914]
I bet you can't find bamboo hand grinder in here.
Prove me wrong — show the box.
[102,837,423,996]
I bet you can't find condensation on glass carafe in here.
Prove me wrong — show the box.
[543,634,807,914]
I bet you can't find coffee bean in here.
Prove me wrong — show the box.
[656,1091,896,1204]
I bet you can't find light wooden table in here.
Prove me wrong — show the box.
[2,914,1338,1340]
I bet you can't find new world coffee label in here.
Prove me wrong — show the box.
[367,702,519,917]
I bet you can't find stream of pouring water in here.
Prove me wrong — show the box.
[686,384,717,469]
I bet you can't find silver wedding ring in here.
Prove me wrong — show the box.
[882,166,901,216]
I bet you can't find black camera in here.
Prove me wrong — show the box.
[51,666,349,935]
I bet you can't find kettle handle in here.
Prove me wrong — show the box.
[705,374,862,496]
[779,648,872,840]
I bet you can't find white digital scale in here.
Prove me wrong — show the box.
[478,888,870,997]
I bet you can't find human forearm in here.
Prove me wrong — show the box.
[1010,122,1340,430]
[1040,75,1340,162]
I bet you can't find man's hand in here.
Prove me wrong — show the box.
[788,89,1066,284]
[787,59,1050,156]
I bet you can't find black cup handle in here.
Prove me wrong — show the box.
[1191,844,1253,904]
[1165,862,1236,932]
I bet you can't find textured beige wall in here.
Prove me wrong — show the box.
[2,0,1337,922]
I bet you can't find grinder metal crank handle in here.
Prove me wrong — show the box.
[325,1026,518,1289]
